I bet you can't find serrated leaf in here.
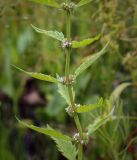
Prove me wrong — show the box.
[72,34,101,48]
[17,118,71,141]
[17,119,76,160]
[75,42,109,77]
[30,0,60,8]
[12,65,58,83]
[31,25,65,42]
[76,98,103,113]
[76,0,93,8]
[87,115,110,135]
[47,125,77,160]
[58,83,70,104]
[110,82,131,103]
[53,139,77,160]
[58,83,75,105]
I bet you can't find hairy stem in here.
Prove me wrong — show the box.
[65,11,83,160]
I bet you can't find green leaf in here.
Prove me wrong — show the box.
[107,82,131,115]
[110,82,131,103]
[17,119,76,160]
[58,83,75,105]
[75,42,109,77]
[30,0,60,8]
[31,25,65,42]
[12,65,58,83]
[72,34,101,48]
[76,98,103,113]
[58,83,70,104]
[76,0,93,8]
[17,118,72,141]
[87,115,110,135]
[47,125,77,160]
[53,139,77,160]
[46,92,66,116]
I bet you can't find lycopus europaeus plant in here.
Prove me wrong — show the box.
[13,0,131,159]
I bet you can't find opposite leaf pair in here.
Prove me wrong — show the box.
[12,41,109,85]
[30,0,94,9]
[31,24,101,49]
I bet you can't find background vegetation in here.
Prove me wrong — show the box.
[0,0,137,159]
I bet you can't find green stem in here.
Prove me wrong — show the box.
[65,11,83,160]
[67,11,71,41]
[65,47,71,80]
[78,143,83,160]
[65,11,71,80]
[74,114,83,138]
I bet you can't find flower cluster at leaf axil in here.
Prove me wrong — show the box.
[65,104,80,116]
[73,132,89,145]
[57,75,75,85]
[62,40,72,48]
[61,2,75,12]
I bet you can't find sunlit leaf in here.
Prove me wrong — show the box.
[17,118,72,141]
[12,65,58,83]
[76,0,93,8]
[31,25,65,42]
[110,82,131,103]
[30,0,60,8]
[75,42,109,77]
[76,98,103,113]
[105,83,131,115]
[72,34,101,48]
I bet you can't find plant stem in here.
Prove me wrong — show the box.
[65,11,71,80]
[66,11,71,41]
[78,143,83,160]
[65,11,83,160]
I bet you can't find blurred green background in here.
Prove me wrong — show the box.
[0,0,137,159]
